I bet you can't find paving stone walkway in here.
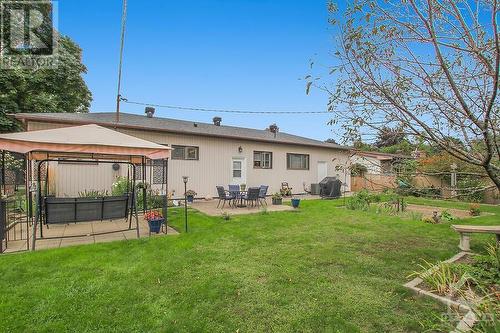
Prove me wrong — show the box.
[4,217,178,253]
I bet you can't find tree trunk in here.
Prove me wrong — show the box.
[484,164,500,191]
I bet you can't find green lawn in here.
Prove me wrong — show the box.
[0,198,498,332]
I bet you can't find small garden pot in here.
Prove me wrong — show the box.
[148,218,164,233]
[291,198,301,208]
[272,198,282,205]
[186,195,194,203]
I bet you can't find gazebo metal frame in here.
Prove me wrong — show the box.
[33,154,169,250]
[0,124,171,252]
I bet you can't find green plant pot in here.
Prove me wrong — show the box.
[148,218,164,233]
[272,198,282,205]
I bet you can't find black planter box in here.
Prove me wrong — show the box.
[272,198,282,205]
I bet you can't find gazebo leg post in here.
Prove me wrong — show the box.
[37,161,44,239]
[31,216,37,251]
[128,209,133,229]
[135,210,140,238]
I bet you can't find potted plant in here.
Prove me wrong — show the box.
[280,187,292,197]
[145,210,164,234]
[240,183,246,191]
[291,197,301,208]
[185,190,197,203]
[272,192,282,205]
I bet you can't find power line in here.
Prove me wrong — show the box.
[121,99,332,115]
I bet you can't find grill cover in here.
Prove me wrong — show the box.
[319,177,342,198]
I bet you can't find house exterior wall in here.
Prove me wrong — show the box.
[27,121,351,198]
[351,155,382,174]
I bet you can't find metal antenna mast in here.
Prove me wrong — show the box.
[115,0,127,123]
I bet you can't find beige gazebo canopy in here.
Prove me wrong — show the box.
[0,124,172,252]
[0,124,171,160]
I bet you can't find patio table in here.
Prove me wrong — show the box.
[233,190,247,208]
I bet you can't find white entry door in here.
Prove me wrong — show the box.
[231,157,246,185]
[317,161,327,182]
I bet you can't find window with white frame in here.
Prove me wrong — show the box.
[232,160,242,178]
[286,153,309,170]
[253,151,272,169]
[171,145,199,160]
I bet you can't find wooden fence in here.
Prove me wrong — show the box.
[351,174,443,193]
[351,174,499,204]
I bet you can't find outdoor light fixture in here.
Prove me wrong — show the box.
[238,146,243,153]
[182,176,189,232]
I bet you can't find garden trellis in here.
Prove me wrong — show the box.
[0,124,171,251]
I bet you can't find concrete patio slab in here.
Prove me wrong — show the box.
[191,199,295,216]
[60,236,94,247]
[2,216,179,253]
[35,239,63,250]
[60,223,92,236]
[94,232,126,242]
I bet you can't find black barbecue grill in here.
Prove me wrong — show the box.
[319,177,342,199]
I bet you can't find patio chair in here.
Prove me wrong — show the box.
[281,182,292,196]
[258,185,269,206]
[228,184,240,206]
[216,186,235,209]
[243,187,261,208]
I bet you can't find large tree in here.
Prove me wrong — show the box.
[374,126,406,148]
[0,36,92,132]
[312,0,499,189]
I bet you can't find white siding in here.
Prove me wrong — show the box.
[350,155,382,175]
[28,121,351,198]
[50,162,127,197]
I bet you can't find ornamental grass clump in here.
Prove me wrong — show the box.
[412,243,500,332]
[409,260,471,297]
[78,189,109,198]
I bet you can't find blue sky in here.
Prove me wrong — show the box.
[58,0,339,141]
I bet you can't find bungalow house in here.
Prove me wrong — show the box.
[350,150,414,175]
[13,112,352,198]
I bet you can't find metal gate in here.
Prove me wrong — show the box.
[0,196,29,253]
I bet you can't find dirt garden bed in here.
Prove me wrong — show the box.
[404,249,499,332]
[405,204,493,219]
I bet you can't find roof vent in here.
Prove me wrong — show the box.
[145,107,155,118]
[193,123,198,127]
[213,116,222,126]
[268,123,279,137]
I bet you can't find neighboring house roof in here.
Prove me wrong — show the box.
[353,150,413,161]
[13,112,351,151]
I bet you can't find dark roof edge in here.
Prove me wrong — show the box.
[13,114,351,151]
[353,149,414,159]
